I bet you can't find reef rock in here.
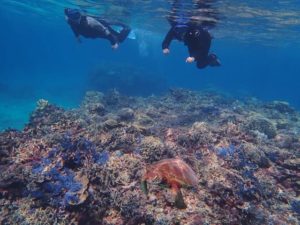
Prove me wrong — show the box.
[244,115,277,138]
[0,89,299,224]
[265,100,295,114]
[118,107,135,121]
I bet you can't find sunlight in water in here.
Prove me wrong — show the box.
[1,0,300,45]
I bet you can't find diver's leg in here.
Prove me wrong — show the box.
[196,59,208,69]
[116,25,131,43]
[208,53,221,67]
[108,23,131,43]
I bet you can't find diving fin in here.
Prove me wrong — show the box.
[111,25,136,40]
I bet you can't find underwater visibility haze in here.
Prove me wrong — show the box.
[1,0,300,129]
[0,0,300,224]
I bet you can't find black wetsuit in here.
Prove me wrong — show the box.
[162,0,220,69]
[185,27,213,68]
[162,26,213,68]
[67,15,130,45]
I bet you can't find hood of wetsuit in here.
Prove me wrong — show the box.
[65,8,81,23]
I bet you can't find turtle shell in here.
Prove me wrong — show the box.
[147,158,198,188]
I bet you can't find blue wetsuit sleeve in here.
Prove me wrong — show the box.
[162,28,175,49]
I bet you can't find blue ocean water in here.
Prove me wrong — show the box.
[0,0,300,131]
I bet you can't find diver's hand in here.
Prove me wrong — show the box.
[186,57,195,63]
[112,43,119,50]
[163,48,170,55]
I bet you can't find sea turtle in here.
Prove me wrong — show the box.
[141,157,198,209]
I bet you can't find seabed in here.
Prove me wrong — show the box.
[0,89,299,224]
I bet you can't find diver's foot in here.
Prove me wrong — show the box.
[209,53,221,66]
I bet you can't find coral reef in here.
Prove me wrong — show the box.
[0,89,299,224]
[36,99,49,110]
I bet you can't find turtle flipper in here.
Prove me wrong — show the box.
[171,182,187,209]
[141,180,148,195]
[174,189,187,209]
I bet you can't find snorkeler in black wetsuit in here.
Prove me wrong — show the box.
[65,8,131,49]
[162,0,221,69]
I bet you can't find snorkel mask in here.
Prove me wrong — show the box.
[64,8,82,24]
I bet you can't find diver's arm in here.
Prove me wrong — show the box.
[186,42,197,63]
[187,44,197,58]
[106,33,119,49]
[69,25,81,43]
[106,34,119,46]
[186,45,196,63]
[162,28,175,50]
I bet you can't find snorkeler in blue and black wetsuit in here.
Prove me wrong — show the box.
[64,8,131,49]
[162,0,221,69]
